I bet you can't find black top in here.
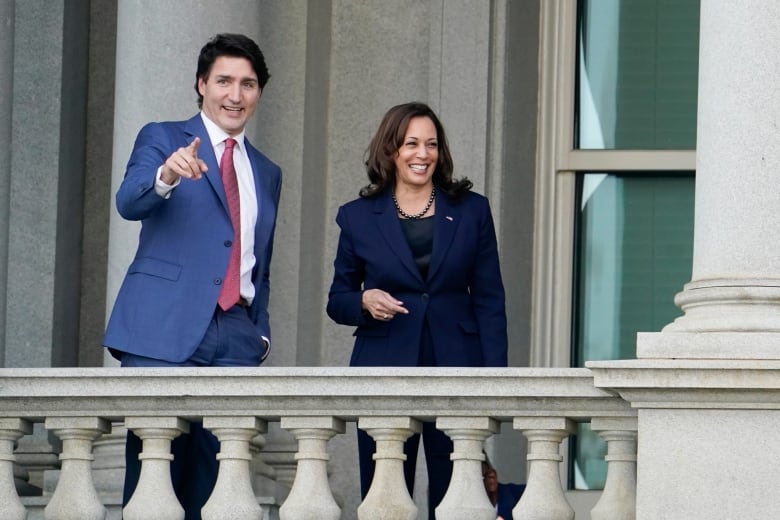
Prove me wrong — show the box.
[399,215,434,280]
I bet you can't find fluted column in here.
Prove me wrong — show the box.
[279,416,345,520]
[512,417,575,520]
[640,1,780,358]
[201,417,266,520]
[435,417,498,520]
[0,418,32,520]
[590,417,637,520]
[122,417,188,520]
[44,417,110,520]
[357,417,421,520]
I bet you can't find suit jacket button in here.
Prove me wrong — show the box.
[224,240,232,247]
[421,293,429,301]
[214,278,222,285]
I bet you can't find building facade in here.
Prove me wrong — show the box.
[3,0,780,518]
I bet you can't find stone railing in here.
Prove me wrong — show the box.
[0,367,636,520]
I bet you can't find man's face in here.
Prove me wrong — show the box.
[198,55,261,136]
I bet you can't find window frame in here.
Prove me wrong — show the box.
[531,0,696,369]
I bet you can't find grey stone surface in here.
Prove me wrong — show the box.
[7,1,67,367]
[0,1,13,367]
[638,409,780,519]
[660,1,780,337]
[79,0,117,367]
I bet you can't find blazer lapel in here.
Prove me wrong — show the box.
[184,115,229,214]
[374,193,425,284]
[428,193,460,281]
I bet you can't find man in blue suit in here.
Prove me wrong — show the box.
[103,34,282,519]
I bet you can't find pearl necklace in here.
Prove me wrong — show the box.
[392,185,436,219]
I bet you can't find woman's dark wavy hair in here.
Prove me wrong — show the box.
[359,102,472,199]
[194,33,271,109]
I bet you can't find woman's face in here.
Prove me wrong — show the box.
[393,116,438,190]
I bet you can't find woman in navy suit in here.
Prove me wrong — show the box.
[327,102,508,518]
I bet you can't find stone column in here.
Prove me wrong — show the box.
[0,1,13,368]
[639,0,780,359]
[5,0,88,368]
[591,7,780,520]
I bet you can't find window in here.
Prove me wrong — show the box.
[533,0,699,491]
[572,0,699,490]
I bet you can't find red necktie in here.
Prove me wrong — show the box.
[218,138,241,310]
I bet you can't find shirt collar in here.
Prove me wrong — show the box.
[199,112,246,150]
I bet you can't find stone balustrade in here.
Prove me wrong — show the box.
[0,367,635,520]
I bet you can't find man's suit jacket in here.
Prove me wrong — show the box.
[327,190,507,367]
[103,114,282,363]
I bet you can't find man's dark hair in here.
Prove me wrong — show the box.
[194,33,271,108]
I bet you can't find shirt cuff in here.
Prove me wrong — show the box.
[260,337,271,362]
[154,166,180,198]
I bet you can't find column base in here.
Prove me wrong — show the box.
[638,331,780,359]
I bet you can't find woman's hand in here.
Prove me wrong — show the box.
[362,289,409,321]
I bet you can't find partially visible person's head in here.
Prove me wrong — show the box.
[482,461,499,495]
[195,34,270,136]
[362,102,466,198]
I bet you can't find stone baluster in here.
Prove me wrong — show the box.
[43,417,110,520]
[435,416,499,520]
[201,417,266,520]
[123,417,189,520]
[357,416,421,520]
[0,418,33,520]
[278,416,345,520]
[512,417,576,520]
[590,417,638,520]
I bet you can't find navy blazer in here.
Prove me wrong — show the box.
[497,482,526,519]
[327,190,507,367]
[103,114,282,363]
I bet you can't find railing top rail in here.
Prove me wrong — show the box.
[0,366,633,422]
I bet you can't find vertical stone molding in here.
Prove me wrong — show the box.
[357,416,421,520]
[590,417,637,520]
[0,418,32,520]
[201,416,267,520]
[0,0,12,365]
[122,417,188,520]
[512,417,575,520]
[43,417,110,520]
[652,1,780,344]
[434,416,499,520]
[279,416,345,520]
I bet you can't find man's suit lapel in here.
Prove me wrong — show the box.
[245,140,274,254]
[428,193,460,282]
[183,115,229,214]
[373,193,425,284]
